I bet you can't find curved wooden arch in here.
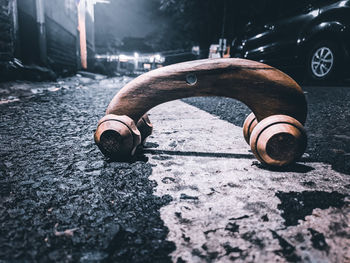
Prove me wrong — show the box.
[106,58,307,125]
[95,58,308,166]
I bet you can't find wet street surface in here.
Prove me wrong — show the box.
[1,76,350,262]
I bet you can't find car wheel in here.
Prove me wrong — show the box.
[307,41,340,82]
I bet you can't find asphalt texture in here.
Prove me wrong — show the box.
[0,76,349,262]
[146,100,349,262]
[0,77,174,262]
[184,85,350,176]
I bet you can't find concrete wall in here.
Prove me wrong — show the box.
[14,0,81,72]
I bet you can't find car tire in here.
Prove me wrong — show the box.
[306,40,341,82]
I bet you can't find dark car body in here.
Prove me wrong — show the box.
[231,0,350,80]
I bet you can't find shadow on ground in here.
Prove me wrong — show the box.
[183,84,350,175]
[0,80,175,262]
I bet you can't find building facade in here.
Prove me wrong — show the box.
[0,0,96,78]
[0,0,18,63]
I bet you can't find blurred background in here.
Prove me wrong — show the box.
[1,0,350,81]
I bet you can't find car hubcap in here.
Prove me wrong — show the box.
[311,47,334,78]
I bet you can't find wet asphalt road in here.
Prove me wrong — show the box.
[0,76,349,262]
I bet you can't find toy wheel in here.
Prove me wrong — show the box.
[94,114,141,158]
[243,112,258,144]
[249,115,307,167]
[137,114,153,144]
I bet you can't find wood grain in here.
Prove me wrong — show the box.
[249,115,307,166]
[106,58,307,125]
[243,112,258,144]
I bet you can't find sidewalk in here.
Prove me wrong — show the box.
[146,100,350,262]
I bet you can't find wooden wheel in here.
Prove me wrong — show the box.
[95,58,308,161]
[94,114,141,158]
[249,115,307,167]
[243,112,258,144]
[137,114,153,144]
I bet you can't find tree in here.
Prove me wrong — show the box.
[146,0,267,52]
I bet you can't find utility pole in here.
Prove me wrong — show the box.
[78,0,87,69]
[221,0,227,39]
[35,0,47,64]
[219,0,227,57]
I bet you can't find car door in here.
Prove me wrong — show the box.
[244,1,318,67]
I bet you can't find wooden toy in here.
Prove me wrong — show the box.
[94,58,307,167]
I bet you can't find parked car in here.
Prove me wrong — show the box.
[230,0,350,81]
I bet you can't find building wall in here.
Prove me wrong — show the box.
[0,0,18,63]
[85,0,94,51]
[86,9,95,70]
[1,0,96,75]
[17,0,40,64]
[45,15,77,72]
[44,0,78,72]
